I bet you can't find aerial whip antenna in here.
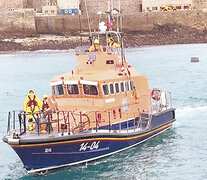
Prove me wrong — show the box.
[84,0,92,44]
[78,9,83,46]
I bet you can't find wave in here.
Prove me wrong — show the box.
[172,121,182,128]
[176,106,207,118]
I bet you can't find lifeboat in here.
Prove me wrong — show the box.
[2,8,175,174]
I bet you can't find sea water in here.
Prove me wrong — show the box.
[0,44,207,180]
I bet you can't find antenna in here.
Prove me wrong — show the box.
[107,0,110,21]
[84,0,92,38]
[78,9,83,46]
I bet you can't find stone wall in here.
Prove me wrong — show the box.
[24,0,47,12]
[0,9,36,37]
[122,10,207,31]
[193,0,207,9]
[0,0,25,10]
[35,10,207,34]
[1,1,207,38]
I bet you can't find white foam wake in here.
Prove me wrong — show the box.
[176,106,207,118]
[172,121,182,128]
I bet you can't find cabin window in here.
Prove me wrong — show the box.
[102,84,109,95]
[130,80,134,91]
[83,84,98,95]
[106,60,114,64]
[53,85,64,96]
[120,82,124,93]
[115,82,119,93]
[67,84,79,95]
[109,83,114,94]
[125,81,129,91]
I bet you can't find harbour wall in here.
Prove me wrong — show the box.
[35,10,207,34]
[1,10,207,38]
[0,9,36,38]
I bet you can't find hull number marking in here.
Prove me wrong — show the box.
[79,141,100,151]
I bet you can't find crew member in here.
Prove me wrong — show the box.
[42,95,49,111]
[88,39,104,52]
[107,37,121,48]
[24,89,42,131]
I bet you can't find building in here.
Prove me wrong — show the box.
[57,0,80,9]
[42,5,58,15]
[142,0,193,12]
[57,0,80,15]
[42,0,58,15]
[80,0,142,15]
[5,0,207,16]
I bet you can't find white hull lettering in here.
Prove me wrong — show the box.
[79,141,100,151]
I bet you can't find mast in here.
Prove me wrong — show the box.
[78,9,83,46]
[84,0,92,43]
[106,0,124,66]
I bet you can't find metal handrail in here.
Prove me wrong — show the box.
[75,46,121,55]
[6,93,172,137]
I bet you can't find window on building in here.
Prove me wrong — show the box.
[152,7,158,11]
[125,81,129,92]
[67,84,79,95]
[184,6,190,10]
[120,82,124,93]
[83,84,98,95]
[109,83,114,94]
[45,10,48,13]
[130,81,134,91]
[51,10,55,14]
[102,84,109,96]
[115,82,119,93]
[53,85,64,96]
[176,6,182,10]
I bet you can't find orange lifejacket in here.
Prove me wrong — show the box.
[93,44,100,51]
[108,42,114,47]
[27,95,38,112]
[42,100,49,111]
[89,44,103,52]
[27,95,38,107]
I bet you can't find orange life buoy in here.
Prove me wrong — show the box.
[151,89,161,101]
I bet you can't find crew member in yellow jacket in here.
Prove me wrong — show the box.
[24,89,42,131]
[88,39,104,52]
[107,37,121,48]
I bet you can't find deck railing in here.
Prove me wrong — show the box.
[151,90,172,113]
[6,110,145,137]
[75,46,121,55]
[6,90,172,137]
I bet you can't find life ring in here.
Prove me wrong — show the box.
[151,89,161,101]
